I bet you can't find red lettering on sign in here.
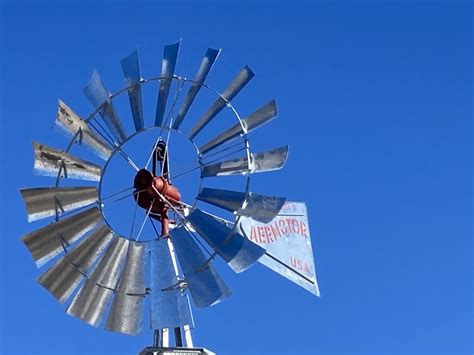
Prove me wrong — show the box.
[290,256,303,271]
[292,219,300,235]
[248,218,309,244]
[258,226,265,243]
[278,219,288,235]
[249,227,257,242]
[301,221,308,238]
[271,224,281,240]
[265,226,274,243]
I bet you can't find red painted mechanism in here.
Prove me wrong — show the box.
[133,168,182,237]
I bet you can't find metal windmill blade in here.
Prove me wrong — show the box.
[201,145,289,177]
[105,241,147,335]
[149,237,194,327]
[155,41,181,127]
[67,236,130,327]
[21,207,103,267]
[185,208,265,273]
[33,142,102,181]
[37,224,114,303]
[121,48,144,132]
[171,226,231,308]
[188,66,255,140]
[20,41,320,354]
[196,187,286,223]
[54,100,113,160]
[84,69,127,143]
[173,48,221,130]
[20,186,98,222]
[199,99,278,155]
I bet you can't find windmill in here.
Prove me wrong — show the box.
[19,41,320,354]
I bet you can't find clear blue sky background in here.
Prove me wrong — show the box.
[0,1,472,354]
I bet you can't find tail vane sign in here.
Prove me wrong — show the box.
[239,201,320,297]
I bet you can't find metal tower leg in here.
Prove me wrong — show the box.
[184,325,193,347]
[153,330,160,348]
[161,329,169,347]
[174,327,183,347]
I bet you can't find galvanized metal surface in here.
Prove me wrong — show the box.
[199,99,277,154]
[188,66,255,140]
[33,143,102,181]
[105,241,147,335]
[201,155,248,177]
[184,325,194,348]
[150,238,194,329]
[187,209,265,273]
[239,201,320,296]
[20,186,98,222]
[242,192,287,223]
[155,41,180,126]
[121,49,144,131]
[21,207,102,267]
[84,69,127,142]
[250,145,289,173]
[196,187,286,223]
[201,145,289,177]
[161,328,170,347]
[54,100,113,160]
[36,224,113,303]
[67,236,129,327]
[197,187,243,213]
[173,48,221,130]
[171,226,231,307]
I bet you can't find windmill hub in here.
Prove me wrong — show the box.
[133,168,182,236]
[133,168,182,209]
[98,128,200,240]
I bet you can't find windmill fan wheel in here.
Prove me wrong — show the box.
[20,41,289,338]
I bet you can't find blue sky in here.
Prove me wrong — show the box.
[0,1,472,354]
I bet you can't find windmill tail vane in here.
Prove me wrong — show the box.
[19,40,320,353]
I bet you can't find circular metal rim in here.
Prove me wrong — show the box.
[96,125,203,240]
[53,74,253,241]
